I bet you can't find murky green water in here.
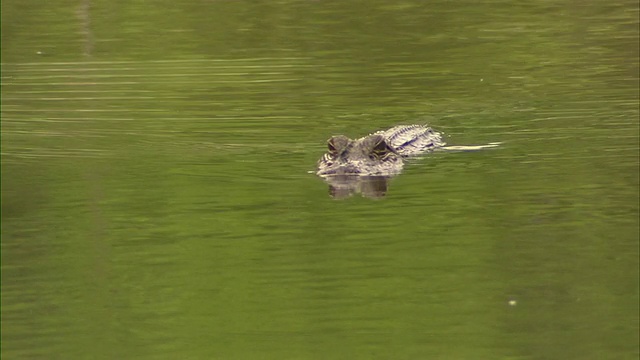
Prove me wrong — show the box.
[2,1,638,359]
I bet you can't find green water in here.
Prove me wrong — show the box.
[2,1,638,359]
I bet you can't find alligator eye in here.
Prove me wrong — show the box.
[374,142,386,152]
[372,139,390,157]
[328,142,337,153]
[327,139,341,154]
[327,135,350,155]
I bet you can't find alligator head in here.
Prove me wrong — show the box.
[316,133,403,176]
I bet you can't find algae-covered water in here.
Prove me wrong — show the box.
[2,1,638,359]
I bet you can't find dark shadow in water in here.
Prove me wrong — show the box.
[322,175,391,199]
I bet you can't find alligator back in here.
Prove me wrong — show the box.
[377,125,446,157]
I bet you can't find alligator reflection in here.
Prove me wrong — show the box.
[322,175,391,199]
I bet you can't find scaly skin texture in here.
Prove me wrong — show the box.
[316,125,445,176]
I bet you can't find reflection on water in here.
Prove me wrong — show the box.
[2,0,638,359]
[322,175,392,199]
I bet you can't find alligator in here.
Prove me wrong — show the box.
[316,124,498,198]
[317,124,445,177]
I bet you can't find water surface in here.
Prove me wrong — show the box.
[2,1,638,359]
